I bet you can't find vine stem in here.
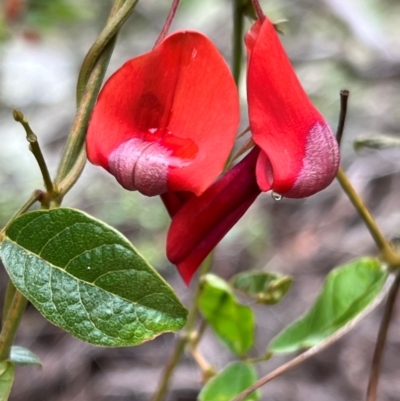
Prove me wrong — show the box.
[366,271,400,401]
[231,275,395,401]
[150,335,186,401]
[13,110,54,197]
[153,0,181,49]
[336,169,400,266]
[150,255,214,401]
[334,89,400,267]
[2,283,16,327]
[55,0,139,186]
[0,290,28,360]
[75,0,139,104]
[232,0,244,86]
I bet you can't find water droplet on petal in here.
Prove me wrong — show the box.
[271,191,283,201]
[191,48,197,59]
[148,128,157,134]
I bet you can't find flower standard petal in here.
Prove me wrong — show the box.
[87,31,239,196]
[167,148,262,284]
[246,19,340,198]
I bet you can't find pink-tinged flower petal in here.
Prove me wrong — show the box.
[246,19,340,198]
[87,31,239,196]
[167,147,262,284]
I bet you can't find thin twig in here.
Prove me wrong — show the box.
[150,335,186,401]
[189,346,215,379]
[13,109,54,196]
[336,169,400,266]
[231,275,395,401]
[150,255,214,401]
[153,0,181,48]
[237,126,251,139]
[334,88,400,267]
[2,283,16,328]
[0,290,28,360]
[231,137,255,162]
[336,89,350,146]
[366,272,400,401]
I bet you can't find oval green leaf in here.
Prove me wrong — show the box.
[10,346,41,366]
[231,271,292,304]
[199,362,260,401]
[198,274,254,356]
[0,208,187,346]
[269,258,387,354]
[0,362,14,401]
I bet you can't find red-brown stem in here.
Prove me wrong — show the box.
[153,0,181,48]
[250,0,265,22]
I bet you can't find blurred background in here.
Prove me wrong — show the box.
[1,0,400,400]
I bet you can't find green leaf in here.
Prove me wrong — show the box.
[198,274,254,356]
[10,346,41,366]
[231,271,292,304]
[354,134,400,151]
[199,362,260,401]
[269,258,387,354]
[0,362,14,401]
[0,208,187,346]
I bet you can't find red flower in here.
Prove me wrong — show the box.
[87,31,239,197]
[246,18,340,197]
[167,148,261,284]
[166,17,340,284]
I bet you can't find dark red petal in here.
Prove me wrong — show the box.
[246,19,339,198]
[87,31,239,196]
[160,191,194,218]
[167,147,262,284]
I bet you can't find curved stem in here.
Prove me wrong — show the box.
[0,290,28,360]
[150,255,214,401]
[13,110,54,196]
[231,275,394,401]
[76,0,139,104]
[56,145,87,202]
[336,168,400,267]
[366,272,400,401]
[56,0,139,185]
[153,0,181,49]
[150,335,186,401]
[2,283,16,327]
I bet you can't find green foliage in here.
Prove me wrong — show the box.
[0,362,14,401]
[198,274,254,356]
[269,258,387,353]
[27,0,88,29]
[231,271,292,304]
[354,134,400,151]
[10,346,41,367]
[198,361,260,401]
[0,208,187,346]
